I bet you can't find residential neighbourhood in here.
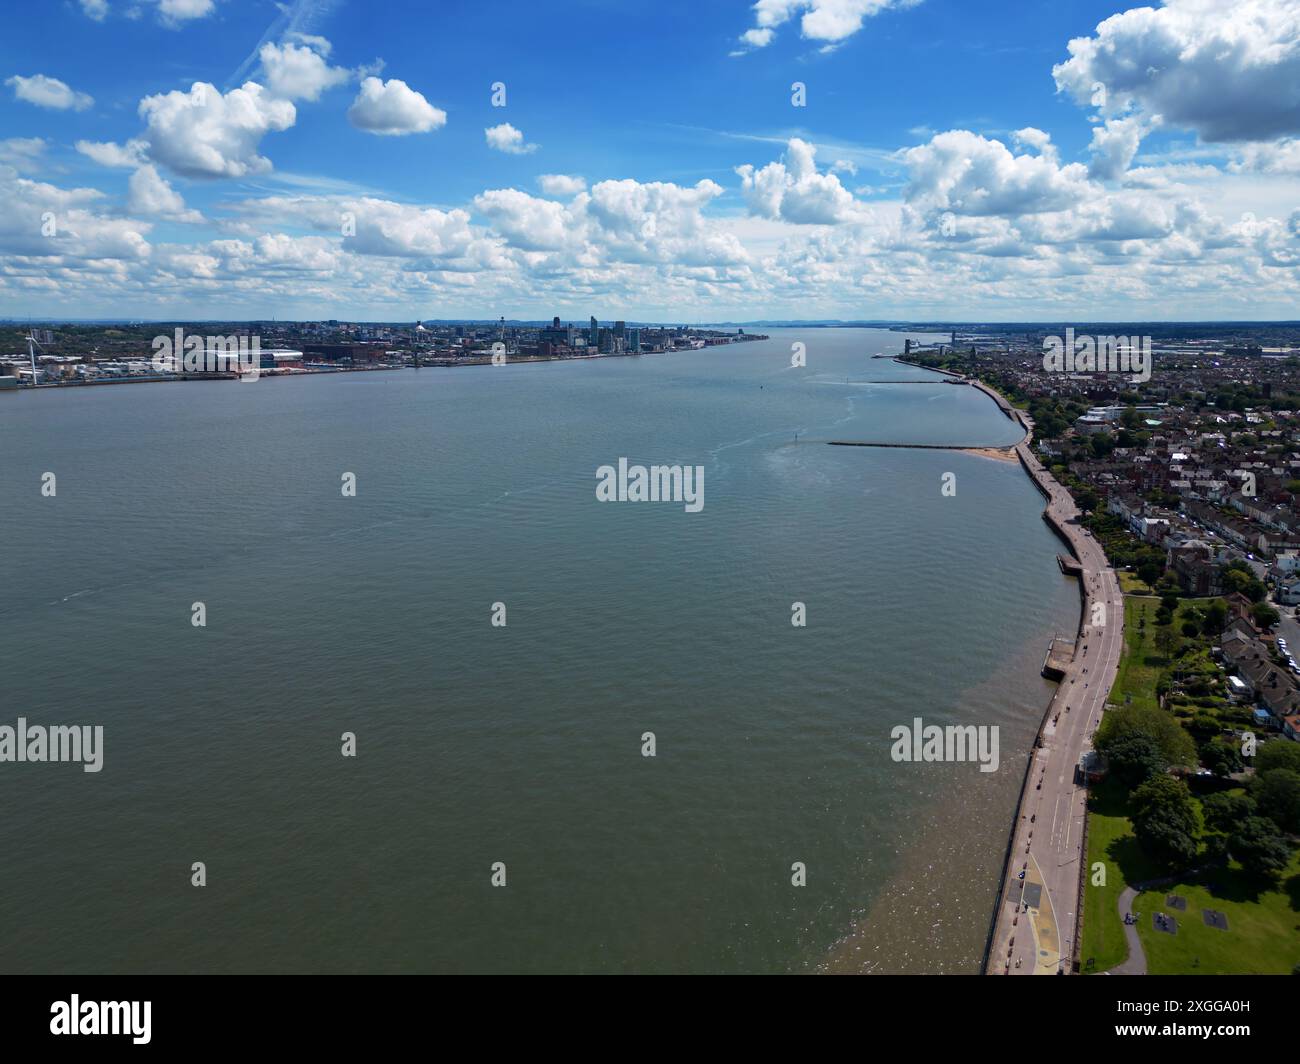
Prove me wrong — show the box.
[909,328,1300,975]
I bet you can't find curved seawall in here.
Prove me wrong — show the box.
[979,385,1122,975]
[896,360,1122,975]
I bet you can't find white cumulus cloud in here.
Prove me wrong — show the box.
[538,174,586,197]
[127,164,203,222]
[6,74,93,111]
[485,123,538,155]
[475,188,571,249]
[1232,137,1300,175]
[156,0,215,28]
[0,137,46,174]
[902,129,1092,216]
[139,82,296,179]
[0,169,151,262]
[258,41,351,102]
[1088,116,1154,181]
[736,138,860,224]
[347,77,446,136]
[76,139,148,168]
[1053,0,1300,142]
[737,0,919,51]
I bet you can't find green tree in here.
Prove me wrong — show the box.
[1256,742,1300,777]
[1201,791,1256,834]
[1252,769,1300,833]
[1132,775,1200,867]
[1222,562,1266,603]
[1154,625,1180,660]
[1138,560,1163,587]
[1201,740,1244,779]
[1189,712,1221,740]
[1228,816,1293,877]
[1201,599,1228,636]
[1103,733,1167,789]
[1252,602,1280,629]
[1095,705,1198,780]
[1203,833,1231,863]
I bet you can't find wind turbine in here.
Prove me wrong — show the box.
[25,329,44,387]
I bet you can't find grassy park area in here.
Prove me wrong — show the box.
[1085,774,1300,974]
[1081,593,1300,974]
[1133,850,1300,974]
[1109,596,1165,713]
[1080,777,1165,972]
[1118,571,1155,595]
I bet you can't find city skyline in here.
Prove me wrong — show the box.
[2,0,1300,321]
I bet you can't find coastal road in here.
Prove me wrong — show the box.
[984,414,1126,975]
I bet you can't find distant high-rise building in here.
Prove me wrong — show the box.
[540,318,574,347]
[628,328,641,353]
[589,316,598,346]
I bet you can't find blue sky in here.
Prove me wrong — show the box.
[2,0,1299,320]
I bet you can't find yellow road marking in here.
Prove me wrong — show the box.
[1024,850,1062,975]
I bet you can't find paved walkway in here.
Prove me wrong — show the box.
[1108,886,1147,975]
[982,397,1126,976]
[1103,874,1186,975]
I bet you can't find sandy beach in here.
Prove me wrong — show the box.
[962,446,1020,463]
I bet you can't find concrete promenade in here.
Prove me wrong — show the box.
[974,383,1125,975]
[853,359,1126,973]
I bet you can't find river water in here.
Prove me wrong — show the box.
[0,327,1078,973]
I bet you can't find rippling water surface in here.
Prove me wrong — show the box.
[0,328,1078,973]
